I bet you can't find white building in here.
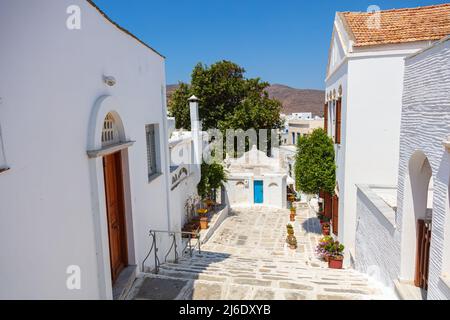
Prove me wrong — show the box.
[168,98,209,232]
[355,36,450,300]
[291,112,313,120]
[324,3,450,263]
[0,0,175,299]
[224,146,287,209]
[286,118,324,146]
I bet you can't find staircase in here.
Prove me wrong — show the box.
[127,206,387,300]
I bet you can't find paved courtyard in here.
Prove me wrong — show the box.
[128,204,388,300]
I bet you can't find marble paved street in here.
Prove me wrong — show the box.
[128,204,388,300]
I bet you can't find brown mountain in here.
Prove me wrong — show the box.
[264,84,325,117]
[166,84,325,116]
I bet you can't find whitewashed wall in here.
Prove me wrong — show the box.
[342,55,407,259]
[355,185,400,290]
[225,177,253,207]
[397,38,450,300]
[0,0,169,299]
[225,175,287,209]
[263,175,287,209]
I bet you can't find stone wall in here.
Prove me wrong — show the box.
[396,37,450,300]
[355,185,400,290]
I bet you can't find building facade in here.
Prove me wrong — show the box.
[224,146,287,209]
[0,0,174,299]
[355,36,450,300]
[287,119,323,146]
[324,4,450,263]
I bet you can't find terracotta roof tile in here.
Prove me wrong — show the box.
[341,3,450,47]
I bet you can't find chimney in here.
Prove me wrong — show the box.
[189,95,200,131]
[188,95,202,166]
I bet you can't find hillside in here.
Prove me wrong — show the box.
[166,84,325,117]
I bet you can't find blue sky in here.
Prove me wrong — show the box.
[93,0,449,90]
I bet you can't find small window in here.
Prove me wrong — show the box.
[102,113,120,147]
[146,124,160,180]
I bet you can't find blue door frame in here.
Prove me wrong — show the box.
[254,180,264,204]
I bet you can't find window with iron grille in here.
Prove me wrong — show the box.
[146,124,159,180]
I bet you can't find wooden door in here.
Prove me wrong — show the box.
[323,192,332,219]
[415,219,431,290]
[103,152,128,283]
[332,195,339,236]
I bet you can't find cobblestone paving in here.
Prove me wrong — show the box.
[128,204,387,300]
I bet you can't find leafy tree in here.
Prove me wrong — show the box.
[168,61,282,150]
[294,128,336,195]
[197,161,228,201]
[169,82,191,129]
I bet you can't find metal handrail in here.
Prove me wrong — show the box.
[142,229,201,274]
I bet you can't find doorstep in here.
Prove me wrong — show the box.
[394,279,426,300]
[113,265,137,300]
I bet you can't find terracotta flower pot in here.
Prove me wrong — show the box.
[321,224,330,236]
[290,214,296,222]
[199,217,209,230]
[328,256,343,269]
[289,244,297,250]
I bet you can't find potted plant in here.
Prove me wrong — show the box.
[182,221,200,237]
[290,212,296,222]
[327,241,345,269]
[315,236,334,262]
[321,222,331,236]
[288,194,296,202]
[286,224,294,235]
[199,216,209,230]
[287,234,297,250]
[318,214,331,225]
[204,198,215,209]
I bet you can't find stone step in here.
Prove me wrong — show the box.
[170,257,368,277]
[129,273,382,300]
[157,268,371,288]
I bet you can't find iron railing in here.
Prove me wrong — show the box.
[142,229,201,274]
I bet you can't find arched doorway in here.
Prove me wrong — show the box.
[101,113,128,284]
[400,151,433,294]
[87,96,137,299]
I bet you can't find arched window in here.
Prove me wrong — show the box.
[101,113,120,147]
